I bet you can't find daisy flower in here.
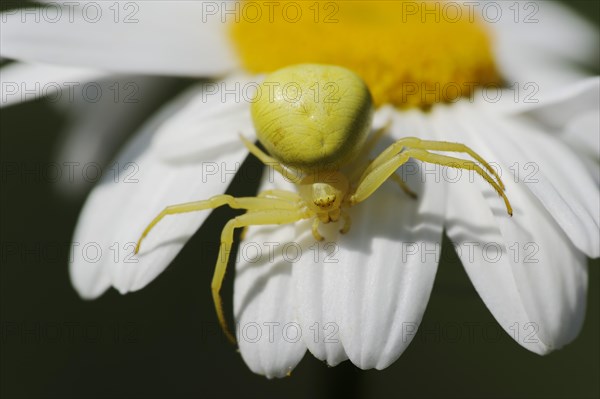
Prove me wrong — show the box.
[1,0,598,378]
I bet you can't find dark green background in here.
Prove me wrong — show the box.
[1,1,599,398]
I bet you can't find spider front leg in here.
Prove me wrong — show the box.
[135,193,308,344]
[350,148,512,215]
[134,194,299,254]
[350,151,412,204]
[359,137,505,191]
[213,208,310,343]
[410,149,512,215]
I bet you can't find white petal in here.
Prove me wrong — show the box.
[0,61,106,107]
[516,77,599,161]
[53,75,178,199]
[437,104,588,354]
[234,175,307,379]
[296,110,443,369]
[489,1,599,88]
[487,77,599,126]
[563,110,600,162]
[152,75,258,163]
[477,79,600,177]
[1,2,239,76]
[70,85,248,298]
[460,101,599,258]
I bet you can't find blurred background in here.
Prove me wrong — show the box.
[1,1,598,398]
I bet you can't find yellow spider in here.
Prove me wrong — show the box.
[135,64,512,344]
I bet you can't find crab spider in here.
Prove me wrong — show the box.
[135,64,512,344]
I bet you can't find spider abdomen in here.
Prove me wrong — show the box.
[251,64,374,172]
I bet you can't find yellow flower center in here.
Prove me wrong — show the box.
[230,0,501,109]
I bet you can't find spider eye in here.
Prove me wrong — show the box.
[314,195,336,209]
